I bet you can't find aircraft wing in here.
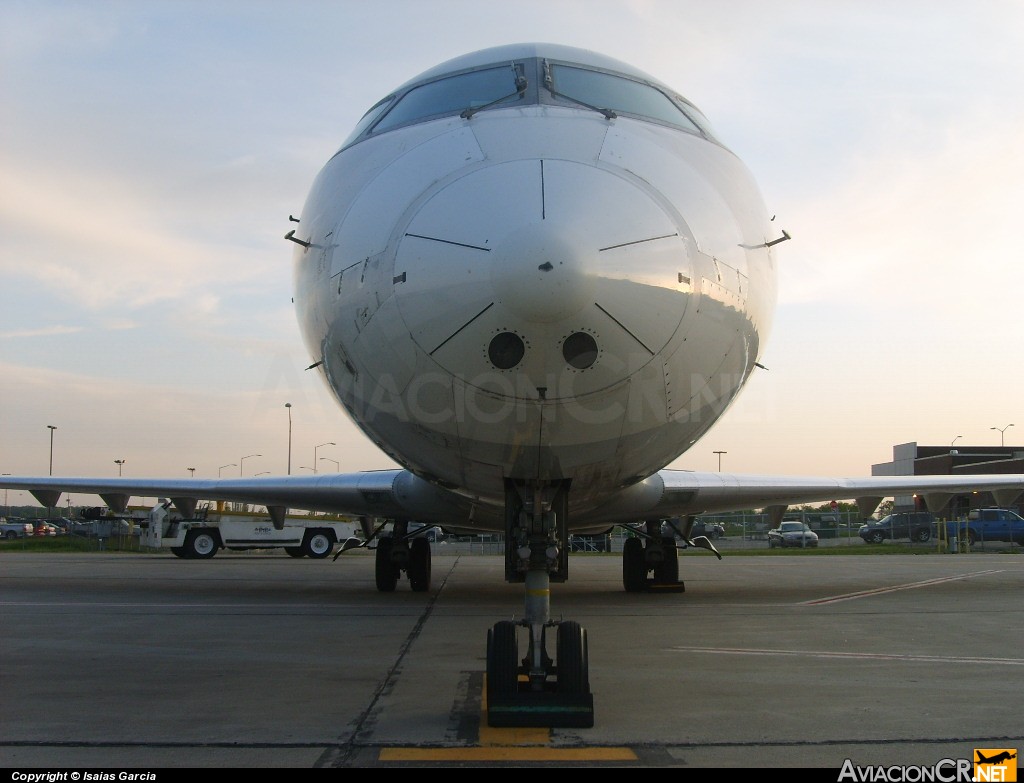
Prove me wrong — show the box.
[625,469,1024,523]
[0,470,491,529]
[2,469,1022,530]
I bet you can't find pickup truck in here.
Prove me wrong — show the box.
[939,508,1024,546]
[1,519,34,539]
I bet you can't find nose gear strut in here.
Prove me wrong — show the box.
[485,479,594,728]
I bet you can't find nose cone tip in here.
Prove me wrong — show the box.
[491,220,594,323]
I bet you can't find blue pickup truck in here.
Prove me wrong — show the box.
[939,508,1024,546]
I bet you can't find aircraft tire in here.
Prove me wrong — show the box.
[556,621,589,694]
[622,537,646,592]
[170,547,188,558]
[653,537,678,584]
[375,536,399,592]
[284,547,305,558]
[486,620,519,697]
[409,537,431,592]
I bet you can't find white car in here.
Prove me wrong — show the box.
[768,520,819,548]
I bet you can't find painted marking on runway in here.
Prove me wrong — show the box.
[376,675,638,763]
[801,569,1004,605]
[379,746,638,762]
[670,646,1024,665]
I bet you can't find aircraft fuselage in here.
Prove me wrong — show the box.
[292,44,779,517]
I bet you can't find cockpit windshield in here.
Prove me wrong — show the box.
[339,54,715,152]
[371,64,525,134]
[546,64,701,133]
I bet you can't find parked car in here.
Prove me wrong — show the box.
[938,508,1024,546]
[858,512,935,544]
[659,518,725,540]
[32,521,59,536]
[768,520,818,548]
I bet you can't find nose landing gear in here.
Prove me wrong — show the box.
[485,480,594,728]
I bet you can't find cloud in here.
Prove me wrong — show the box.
[0,325,83,340]
[0,158,273,311]
[778,116,1024,313]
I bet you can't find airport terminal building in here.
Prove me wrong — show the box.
[872,442,1024,515]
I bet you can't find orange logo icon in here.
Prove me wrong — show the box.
[974,749,1017,782]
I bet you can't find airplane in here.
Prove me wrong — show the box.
[3,42,1023,727]
[976,751,1016,765]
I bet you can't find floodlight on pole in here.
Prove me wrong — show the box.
[47,425,57,476]
[990,424,1014,447]
[114,459,125,476]
[240,454,261,476]
[46,425,57,520]
[314,442,335,474]
[285,403,293,475]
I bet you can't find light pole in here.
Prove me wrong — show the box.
[298,466,314,473]
[187,467,196,477]
[114,459,125,476]
[950,435,962,448]
[255,471,270,476]
[990,424,1014,447]
[2,474,9,517]
[320,457,339,472]
[285,403,293,475]
[240,454,261,476]
[46,425,57,520]
[218,463,236,477]
[713,451,727,471]
[314,442,335,474]
[47,425,57,475]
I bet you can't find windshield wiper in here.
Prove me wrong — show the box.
[543,59,617,120]
[461,62,528,119]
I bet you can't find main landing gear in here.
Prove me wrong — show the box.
[484,480,594,729]
[372,520,433,593]
[622,517,722,593]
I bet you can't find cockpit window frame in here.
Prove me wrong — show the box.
[340,94,397,149]
[540,58,718,141]
[336,55,719,154]
[343,62,531,145]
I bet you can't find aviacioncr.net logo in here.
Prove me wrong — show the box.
[838,758,973,782]
[973,749,1017,782]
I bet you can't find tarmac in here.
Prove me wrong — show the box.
[1,546,1022,769]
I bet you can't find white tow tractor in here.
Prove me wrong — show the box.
[142,500,361,559]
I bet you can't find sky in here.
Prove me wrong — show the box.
[2,0,1023,508]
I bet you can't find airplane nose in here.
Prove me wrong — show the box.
[392,158,693,383]
[490,219,594,324]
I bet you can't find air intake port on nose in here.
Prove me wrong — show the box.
[488,331,525,370]
[562,331,598,370]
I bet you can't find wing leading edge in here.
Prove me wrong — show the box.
[2,469,1022,531]
[637,469,1024,523]
[0,470,494,531]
